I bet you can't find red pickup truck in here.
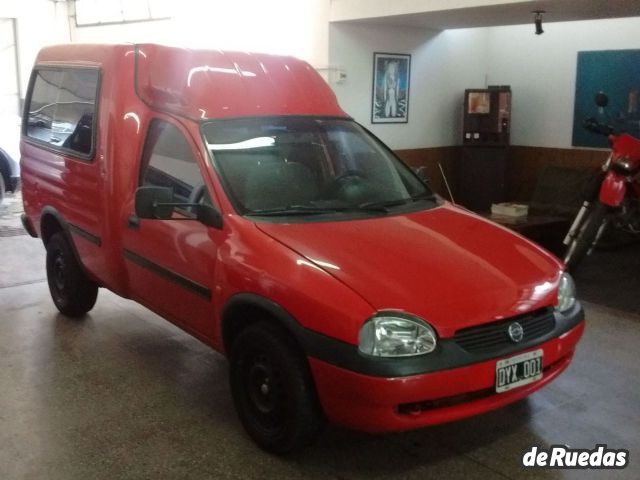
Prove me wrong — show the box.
[20,44,584,453]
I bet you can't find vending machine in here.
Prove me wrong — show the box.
[456,86,512,211]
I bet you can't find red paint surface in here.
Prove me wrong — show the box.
[21,44,584,433]
[600,133,640,206]
[599,171,627,206]
[310,321,584,432]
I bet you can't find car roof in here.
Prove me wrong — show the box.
[36,43,349,121]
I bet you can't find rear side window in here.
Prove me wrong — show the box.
[25,67,99,158]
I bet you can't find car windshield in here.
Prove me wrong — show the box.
[202,117,434,217]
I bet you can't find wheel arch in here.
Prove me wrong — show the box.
[221,293,307,356]
[0,149,10,189]
[40,207,69,246]
[39,206,91,279]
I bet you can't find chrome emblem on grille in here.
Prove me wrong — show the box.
[508,322,524,343]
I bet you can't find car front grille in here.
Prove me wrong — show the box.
[453,307,555,354]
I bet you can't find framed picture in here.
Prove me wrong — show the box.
[372,52,411,124]
[572,49,640,148]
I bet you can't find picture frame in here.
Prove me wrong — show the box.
[371,52,411,124]
[572,49,640,148]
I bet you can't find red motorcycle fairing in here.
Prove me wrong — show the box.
[599,171,626,207]
[612,133,640,162]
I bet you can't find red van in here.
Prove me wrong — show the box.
[20,44,584,453]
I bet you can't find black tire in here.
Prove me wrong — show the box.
[46,232,98,317]
[0,173,5,204]
[564,202,609,271]
[229,322,325,454]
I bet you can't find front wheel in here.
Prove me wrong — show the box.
[0,174,5,204]
[563,201,609,271]
[46,232,98,317]
[229,322,325,454]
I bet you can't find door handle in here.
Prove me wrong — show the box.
[128,214,140,229]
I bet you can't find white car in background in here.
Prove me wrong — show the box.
[0,115,21,203]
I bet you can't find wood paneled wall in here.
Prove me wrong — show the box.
[505,146,607,201]
[394,145,608,202]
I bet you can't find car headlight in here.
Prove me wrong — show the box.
[556,272,577,312]
[358,312,437,357]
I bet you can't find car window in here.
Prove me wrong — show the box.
[140,120,212,213]
[202,117,431,217]
[25,68,99,157]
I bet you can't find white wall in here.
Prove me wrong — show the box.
[329,16,640,150]
[0,0,70,100]
[329,23,488,149]
[330,0,517,22]
[484,17,640,148]
[70,0,331,69]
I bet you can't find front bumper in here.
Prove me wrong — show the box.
[307,306,585,433]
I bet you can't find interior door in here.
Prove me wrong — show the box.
[122,118,219,341]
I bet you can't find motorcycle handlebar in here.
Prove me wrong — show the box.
[583,117,614,136]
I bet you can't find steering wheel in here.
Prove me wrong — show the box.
[330,169,372,203]
[334,169,366,184]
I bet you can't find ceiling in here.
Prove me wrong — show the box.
[334,0,640,30]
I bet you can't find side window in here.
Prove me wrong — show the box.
[140,120,211,213]
[26,68,99,157]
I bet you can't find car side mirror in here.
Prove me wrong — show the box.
[135,186,175,219]
[196,204,223,229]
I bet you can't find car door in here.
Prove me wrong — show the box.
[122,118,220,342]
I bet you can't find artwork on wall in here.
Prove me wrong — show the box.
[371,52,411,124]
[573,49,640,148]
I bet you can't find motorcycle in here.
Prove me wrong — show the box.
[563,96,640,271]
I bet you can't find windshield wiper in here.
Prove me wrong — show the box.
[246,205,355,216]
[357,198,413,210]
[247,193,438,216]
[409,191,437,202]
[246,204,387,217]
[357,192,437,211]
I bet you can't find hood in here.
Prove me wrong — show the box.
[255,204,563,337]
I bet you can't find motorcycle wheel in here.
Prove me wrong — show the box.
[563,201,609,271]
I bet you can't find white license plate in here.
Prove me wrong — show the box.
[495,349,543,393]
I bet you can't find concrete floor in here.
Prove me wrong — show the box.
[1,191,639,480]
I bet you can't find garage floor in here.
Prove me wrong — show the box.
[1,192,639,480]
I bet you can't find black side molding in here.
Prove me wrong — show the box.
[68,223,102,246]
[123,249,212,300]
[222,293,585,378]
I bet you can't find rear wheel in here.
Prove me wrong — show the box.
[564,201,609,271]
[46,232,98,317]
[229,322,325,454]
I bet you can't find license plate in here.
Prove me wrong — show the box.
[495,349,543,393]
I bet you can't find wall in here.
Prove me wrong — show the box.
[70,0,331,70]
[328,16,640,201]
[329,23,488,150]
[329,16,640,150]
[0,0,70,100]
[484,16,640,149]
[330,0,517,22]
